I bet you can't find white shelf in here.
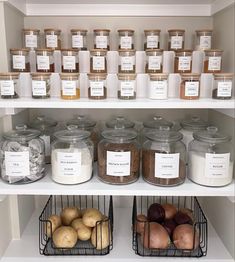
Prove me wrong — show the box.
[1,207,234,262]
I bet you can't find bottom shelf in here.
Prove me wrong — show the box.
[2,208,233,262]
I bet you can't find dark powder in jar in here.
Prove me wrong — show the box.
[212,88,232,100]
[88,86,107,100]
[12,62,30,73]
[118,91,136,100]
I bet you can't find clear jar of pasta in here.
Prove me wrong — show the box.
[118,29,134,49]
[148,73,168,99]
[88,73,107,100]
[212,73,233,100]
[118,49,136,73]
[174,50,192,73]
[61,49,79,73]
[35,49,54,73]
[71,29,87,50]
[31,73,51,99]
[44,28,61,50]
[93,29,110,50]
[90,49,107,73]
[180,73,200,100]
[144,30,161,50]
[22,29,40,50]
[168,29,185,51]
[0,73,19,99]
[10,48,30,72]
[118,73,137,100]
[204,49,223,73]
[60,73,80,100]
[145,49,163,73]
[195,29,213,51]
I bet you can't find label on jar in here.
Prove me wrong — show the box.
[57,152,81,176]
[178,56,191,71]
[40,135,51,156]
[63,56,76,70]
[208,57,221,71]
[147,35,159,48]
[92,56,105,70]
[185,81,199,97]
[37,55,50,70]
[13,55,25,70]
[171,36,183,49]
[72,35,83,48]
[32,80,47,96]
[148,56,162,70]
[90,81,104,96]
[46,35,58,48]
[205,153,230,178]
[62,80,76,96]
[200,36,211,49]
[217,81,232,97]
[149,80,168,99]
[0,80,14,96]
[120,81,135,97]
[154,153,180,179]
[106,151,131,176]
[25,35,37,48]
[120,36,132,49]
[5,151,30,177]
[95,36,108,49]
[120,56,135,71]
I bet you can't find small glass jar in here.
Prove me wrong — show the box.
[98,129,140,185]
[94,29,110,50]
[118,49,136,73]
[29,116,57,164]
[10,48,30,72]
[195,29,213,51]
[168,29,185,51]
[105,116,135,130]
[60,73,80,100]
[44,28,61,50]
[22,29,40,50]
[148,73,168,99]
[144,30,161,50]
[204,49,223,73]
[71,29,87,50]
[0,125,45,184]
[118,73,137,100]
[31,73,51,99]
[90,49,107,73]
[180,74,200,100]
[188,126,234,187]
[35,49,54,73]
[88,73,107,100]
[51,126,93,185]
[174,50,192,73]
[118,29,134,49]
[142,127,186,186]
[145,49,163,73]
[61,49,79,73]
[212,73,233,100]
[0,73,19,99]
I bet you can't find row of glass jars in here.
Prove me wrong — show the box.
[22,28,213,51]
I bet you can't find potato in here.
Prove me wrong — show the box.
[60,207,81,226]
[52,226,77,248]
[71,218,92,241]
[46,215,62,237]
[91,222,110,250]
[82,208,103,227]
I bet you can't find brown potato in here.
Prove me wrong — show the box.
[71,218,92,241]
[60,207,81,226]
[91,221,110,250]
[82,208,103,227]
[52,226,77,248]
[45,215,62,237]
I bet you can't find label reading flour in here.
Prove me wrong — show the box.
[32,80,46,96]
[178,56,191,71]
[185,81,199,97]
[13,55,25,70]
[205,153,230,178]
[200,36,211,49]
[57,152,81,176]
[106,151,131,176]
[148,56,162,70]
[40,135,51,156]
[72,35,83,48]
[149,80,168,99]
[37,56,50,70]
[217,82,232,97]
[62,80,76,96]
[25,35,37,48]
[0,80,14,96]
[95,36,108,49]
[90,81,104,96]
[120,36,132,49]
[63,56,76,70]
[93,56,105,70]
[120,81,135,97]
[147,35,159,48]
[171,36,183,49]
[121,56,135,71]
[208,57,221,71]
[46,35,58,48]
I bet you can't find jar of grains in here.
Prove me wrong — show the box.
[145,49,163,73]
[203,49,223,73]
[10,48,30,72]
[88,73,107,100]
[180,73,200,100]
[118,49,136,73]
[174,50,192,73]
[90,49,107,73]
[168,29,185,51]
[60,73,80,100]
[31,73,51,99]
[61,49,79,73]
[118,73,137,100]
[195,29,213,51]
[118,29,134,49]
[35,49,54,73]
[44,28,61,50]
[0,73,19,99]
[71,29,87,50]
[144,30,161,50]
[22,29,40,50]
[212,73,233,100]
[148,74,168,99]
[93,29,110,50]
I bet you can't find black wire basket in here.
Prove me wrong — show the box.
[39,195,113,256]
[132,196,208,257]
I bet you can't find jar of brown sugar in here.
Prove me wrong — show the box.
[22,29,40,50]
[44,28,61,50]
[118,29,134,49]
[60,73,80,100]
[174,50,192,73]
[213,73,233,100]
[118,49,136,73]
[145,49,163,73]
[168,29,185,51]
[88,73,107,100]
[71,29,87,50]
[61,49,79,73]
[180,73,200,100]
[90,49,107,73]
[94,29,110,50]
[0,73,19,99]
[118,73,137,100]
[31,73,51,99]
[204,49,223,73]
[10,49,30,72]
[36,49,54,73]
[195,29,213,51]
[144,30,161,50]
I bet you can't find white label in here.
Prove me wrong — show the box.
[62,80,76,96]
[90,81,104,96]
[0,80,14,96]
[95,35,108,49]
[149,80,168,99]
[205,153,230,178]
[217,81,232,97]
[13,55,25,70]
[147,35,159,48]
[5,151,30,177]
[25,35,37,48]
[171,36,183,49]
[46,35,58,48]
[57,152,81,177]
[106,151,131,176]
[32,80,46,96]
[120,36,132,49]
[148,56,162,70]
[72,35,83,48]
[120,81,135,97]
[185,81,199,97]
[208,57,221,71]
[40,135,51,156]
[200,36,211,49]
[155,153,180,179]
[63,56,76,70]
[37,55,50,70]
[178,56,191,71]
[120,56,135,71]
[92,56,105,70]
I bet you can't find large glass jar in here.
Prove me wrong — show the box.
[148,73,168,100]
[174,50,192,73]
[188,127,234,187]
[10,48,30,72]
[22,29,40,50]
[44,28,61,50]
[212,73,233,100]
[0,73,19,99]
[90,49,107,73]
[98,129,140,185]
[71,29,87,50]
[36,49,54,73]
[204,49,223,73]
[118,29,134,49]
[144,30,161,50]
[195,29,213,51]
[118,73,137,100]
[0,125,45,184]
[61,49,79,73]
[142,127,186,186]
[118,49,136,73]
[60,73,80,100]
[145,49,163,73]
[51,126,93,185]
[31,73,51,99]
[88,73,107,100]
[180,73,200,100]
[168,29,185,51]
[93,29,110,50]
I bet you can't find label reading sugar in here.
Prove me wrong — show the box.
[13,55,25,70]
[147,35,159,48]
[121,56,135,71]
[155,153,180,179]
[32,80,46,96]
[90,81,104,96]
[120,36,132,49]
[37,55,50,70]
[148,56,162,70]
[62,80,76,96]
[63,56,76,70]
[200,36,211,49]
[0,80,14,96]
[149,80,168,99]
[217,81,232,97]
[95,36,108,49]
[46,35,58,48]
[205,153,230,178]
[120,81,135,97]
[171,36,183,49]
[25,35,37,48]
[72,35,83,48]
[178,56,191,71]
[93,56,105,70]
[185,81,199,97]
[106,151,131,176]
[40,135,51,156]
[57,152,81,176]
[208,57,221,71]
[5,151,30,177]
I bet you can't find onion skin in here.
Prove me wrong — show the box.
[135,214,148,234]
[174,211,193,225]
[180,208,194,223]
[162,219,177,237]
[147,203,165,223]
[162,204,177,220]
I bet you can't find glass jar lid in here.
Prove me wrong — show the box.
[105,116,135,129]
[67,115,96,129]
[101,129,137,142]
[29,115,57,131]
[181,116,209,131]
[143,116,173,129]
[54,125,90,142]
[145,127,183,142]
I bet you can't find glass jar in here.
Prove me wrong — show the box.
[148,73,168,99]
[212,73,233,100]
[90,49,107,73]
[60,73,80,100]
[61,49,79,73]
[44,28,61,50]
[0,73,19,99]
[118,29,134,49]
[71,29,87,50]
[51,126,93,185]
[105,116,135,130]
[195,29,213,51]
[188,126,234,187]
[22,29,40,50]
[118,73,136,100]
[29,116,57,164]
[168,29,185,51]
[98,129,140,185]
[0,125,45,184]
[145,49,163,73]
[10,48,30,72]
[204,49,223,73]
[94,29,110,50]
[31,73,51,99]
[174,50,192,73]
[142,127,186,186]
[118,49,136,73]
[180,73,200,100]
[35,49,54,73]
[144,30,161,50]
[88,73,107,100]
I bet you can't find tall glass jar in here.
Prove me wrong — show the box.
[90,49,107,73]
[35,49,54,73]
[31,73,51,99]
[188,127,234,187]
[180,73,200,100]
[71,29,87,50]
[44,28,61,50]
[148,73,168,99]
[98,129,140,185]
[88,73,107,100]
[204,49,223,73]
[168,29,185,51]
[212,73,233,100]
[118,49,136,73]
[118,73,136,100]
[0,73,19,99]
[10,48,30,72]
[93,29,110,50]
[61,49,79,73]
[144,30,161,50]
[195,29,213,51]
[60,73,80,100]
[118,29,134,49]
[145,49,163,73]
[51,126,93,185]
[174,50,192,73]
[22,29,40,50]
